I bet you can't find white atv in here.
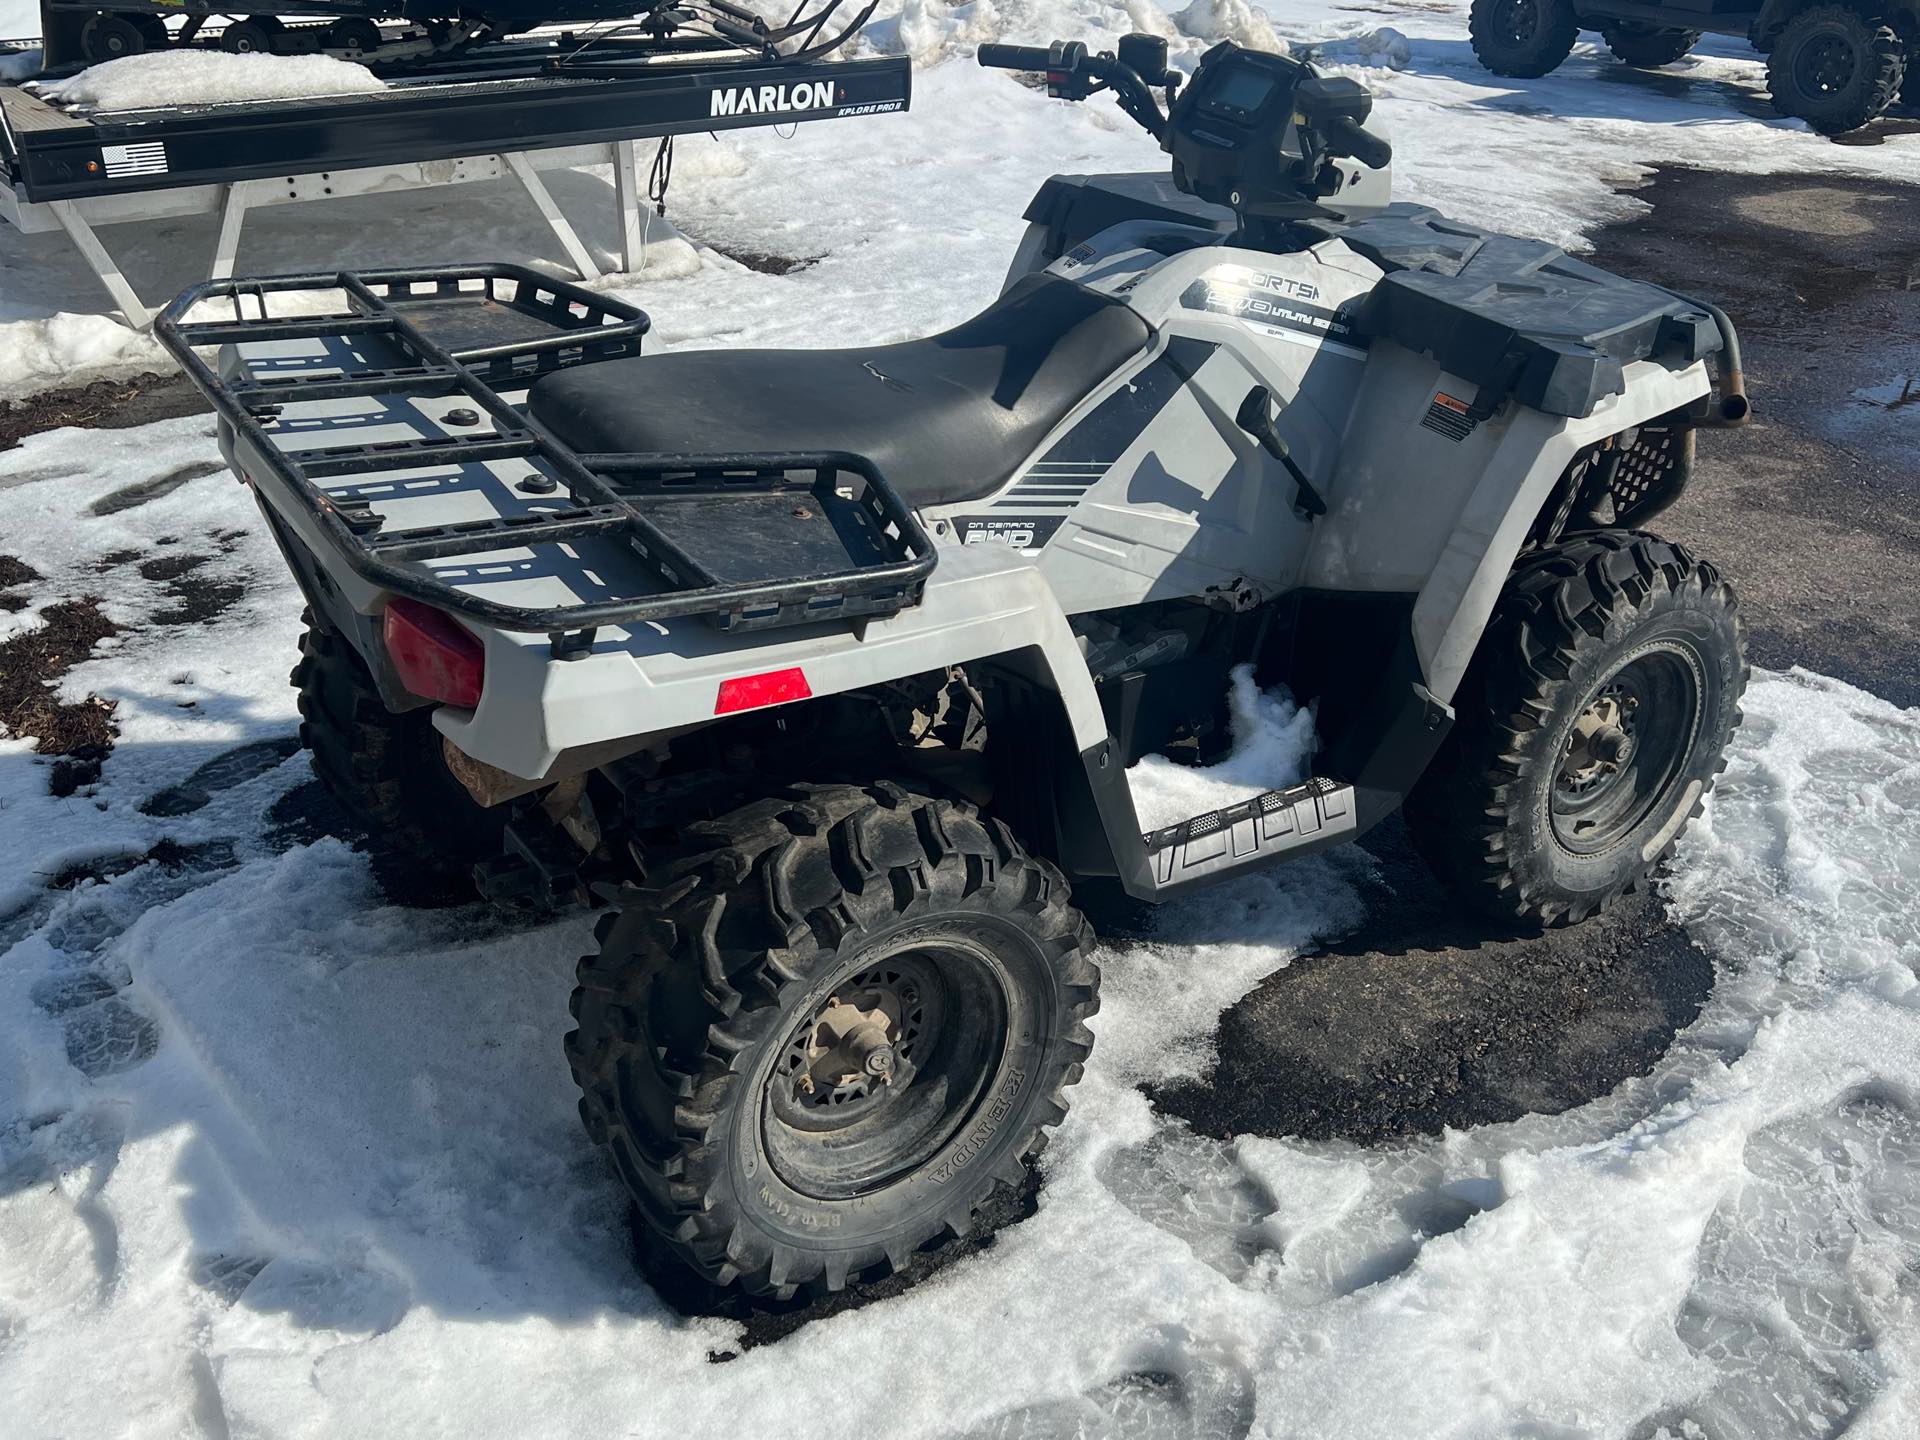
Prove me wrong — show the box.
[158,35,1750,1298]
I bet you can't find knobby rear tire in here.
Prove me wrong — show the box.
[291,614,504,884]
[567,780,1099,1298]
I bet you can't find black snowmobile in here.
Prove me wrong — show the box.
[37,0,872,71]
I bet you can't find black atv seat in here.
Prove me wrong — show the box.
[526,274,1152,510]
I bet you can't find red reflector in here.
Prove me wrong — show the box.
[714,667,812,715]
[383,598,485,709]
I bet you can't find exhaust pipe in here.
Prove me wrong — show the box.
[1695,298,1750,426]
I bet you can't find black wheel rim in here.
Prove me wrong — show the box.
[763,938,1010,1202]
[83,18,141,59]
[1495,0,1540,44]
[1795,34,1859,96]
[1550,644,1703,855]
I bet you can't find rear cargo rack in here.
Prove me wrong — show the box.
[155,264,937,658]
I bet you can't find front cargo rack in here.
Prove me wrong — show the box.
[155,264,937,659]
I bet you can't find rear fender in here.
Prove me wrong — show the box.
[434,542,1112,782]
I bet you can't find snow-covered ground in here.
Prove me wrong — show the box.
[2,3,1919,1437]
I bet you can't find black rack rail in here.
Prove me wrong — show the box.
[1,52,910,203]
[154,265,937,657]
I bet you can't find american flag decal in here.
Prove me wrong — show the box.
[100,142,168,178]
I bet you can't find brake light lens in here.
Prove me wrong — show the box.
[714,667,811,715]
[383,598,485,709]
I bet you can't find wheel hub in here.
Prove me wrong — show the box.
[1798,35,1856,95]
[1549,644,1704,857]
[781,964,929,1113]
[1497,0,1539,42]
[1559,687,1639,793]
[762,940,1013,1202]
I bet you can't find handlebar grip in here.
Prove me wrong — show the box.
[1323,116,1392,170]
[977,43,1058,71]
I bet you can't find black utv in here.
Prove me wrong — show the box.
[1468,0,1918,134]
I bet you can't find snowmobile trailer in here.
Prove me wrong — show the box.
[155,34,1752,1300]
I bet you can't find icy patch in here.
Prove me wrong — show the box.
[43,51,386,111]
[958,1340,1257,1439]
[1126,663,1317,831]
[1854,373,1920,412]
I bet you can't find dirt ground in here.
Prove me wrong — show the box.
[0,371,203,454]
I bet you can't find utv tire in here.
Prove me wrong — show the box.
[292,615,504,882]
[1603,23,1700,67]
[80,14,146,60]
[1469,0,1580,78]
[568,781,1099,1297]
[1405,534,1746,927]
[1768,6,1906,134]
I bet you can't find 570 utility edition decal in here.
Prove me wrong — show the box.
[1181,266,1368,358]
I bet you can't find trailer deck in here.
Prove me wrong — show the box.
[0,37,910,326]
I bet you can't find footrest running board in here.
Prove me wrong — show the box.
[1141,778,1357,891]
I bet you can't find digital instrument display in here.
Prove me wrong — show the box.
[1206,66,1277,114]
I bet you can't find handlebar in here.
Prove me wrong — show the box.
[976,42,1063,70]
[975,38,1168,140]
[1320,114,1392,170]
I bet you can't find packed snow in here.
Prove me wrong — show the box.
[2,2,1920,1436]
[42,51,387,110]
[1127,664,1318,831]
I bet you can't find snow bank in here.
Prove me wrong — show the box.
[45,50,385,111]
[865,0,1283,70]
[1353,25,1412,70]
[1172,0,1284,54]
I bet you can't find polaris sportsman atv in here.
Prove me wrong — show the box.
[155,34,1750,1299]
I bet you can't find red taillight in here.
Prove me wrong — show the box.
[383,598,485,709]
[714,667,811,715]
